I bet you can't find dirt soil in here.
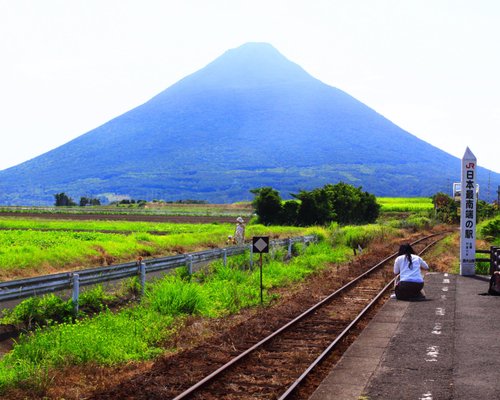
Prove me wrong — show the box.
[2,226,456,400]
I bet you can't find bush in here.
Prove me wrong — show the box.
[293,183,380,226]
[145,278,205,316]
[1,294,74,328]
[390,216,432,231]
[79,285,116,313]
[481,217,500,240]
[250,187,284,225]
[432,192,458,224]
[477,200,497,221]
[282,200,299,225]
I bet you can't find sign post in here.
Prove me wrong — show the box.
[460,147,477,276]
[252,236,269,304]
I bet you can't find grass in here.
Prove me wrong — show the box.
[476,215,500,274]
[0,224,374,393]
[478,215,500,244]
[329,223,397,249]
[0,202,253,217]
[377,197,434,212]
[0,217,229,233]
[0,307,174,392]
[0,220,312,280]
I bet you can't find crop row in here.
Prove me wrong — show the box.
[0,202,253,217]
[377,197,434,212]
[0,217,232,233]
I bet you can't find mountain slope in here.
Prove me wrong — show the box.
[0,42,498,205]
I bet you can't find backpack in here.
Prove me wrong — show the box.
[488,272,500,296]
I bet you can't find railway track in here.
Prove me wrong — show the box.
[90,232,448,400]
[170,233,447,400]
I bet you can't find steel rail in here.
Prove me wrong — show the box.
[278,234,444,399]
[172,232,447,400]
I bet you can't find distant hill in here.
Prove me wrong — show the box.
[0,42,498,205]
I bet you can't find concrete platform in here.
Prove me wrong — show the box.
[309,272,500,400]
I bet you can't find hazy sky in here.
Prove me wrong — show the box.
[1,0,499,176]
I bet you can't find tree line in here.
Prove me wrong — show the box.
[251,182,380,226]
[54,193,101,207]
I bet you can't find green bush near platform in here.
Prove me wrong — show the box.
[479,216,500,242]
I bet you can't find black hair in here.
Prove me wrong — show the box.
[398,244,415,269]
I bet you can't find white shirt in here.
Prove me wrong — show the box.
[394,254,429,283]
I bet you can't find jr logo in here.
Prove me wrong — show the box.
[465,162,475,168]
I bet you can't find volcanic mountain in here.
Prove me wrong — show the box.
[0,42,498,205]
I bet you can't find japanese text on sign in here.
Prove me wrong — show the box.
[460,148,477,275]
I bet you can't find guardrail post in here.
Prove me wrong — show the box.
[223,248,227,267]
[72,274,80,316]
[287,238,292,259]
[250,244,254,269]
[140,262,146,296]
[187,255,193,275]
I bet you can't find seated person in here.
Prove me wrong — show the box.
[394,244,429,300]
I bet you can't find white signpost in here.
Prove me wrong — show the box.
[460,147,477,276]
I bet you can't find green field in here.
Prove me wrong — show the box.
[0,217,314,280]
[0,217,232,233]
[0,223,382,394]
[0,202,253,217]
[0,197,434,279]
[377,197,434,212]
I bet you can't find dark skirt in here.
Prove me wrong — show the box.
[395,281,424,300]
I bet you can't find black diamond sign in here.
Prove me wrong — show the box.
[252,236,269,253]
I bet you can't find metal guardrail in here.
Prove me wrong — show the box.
[0,235,317,303]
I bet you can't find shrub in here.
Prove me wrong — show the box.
[432,192,459,224]
[145,278,205,316]
[390,216,432,231]
[79,285,116,313]
[477,200,497,221]
[250,187,284,225]
[1,294,73,328]
[480,217,500,240]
